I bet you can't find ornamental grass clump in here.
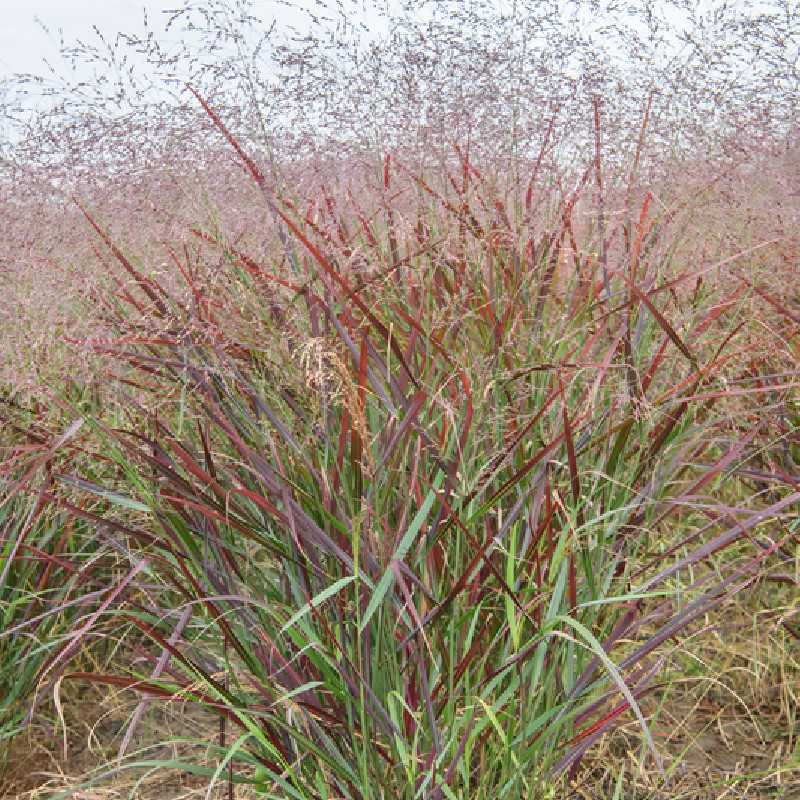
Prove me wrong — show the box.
[0,408,107,777]
[22,93,797,799]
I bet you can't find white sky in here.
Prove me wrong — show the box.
[0,1,185,79]
[0,0,402,83]
[0,1,778,99]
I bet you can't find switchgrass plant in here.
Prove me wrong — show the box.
[23,97,797,799]
[0,492,55,763]
[0,406,107,778]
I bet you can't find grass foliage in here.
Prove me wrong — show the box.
[1,91,796,798]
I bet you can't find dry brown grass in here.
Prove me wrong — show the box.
[576,580,800,799]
